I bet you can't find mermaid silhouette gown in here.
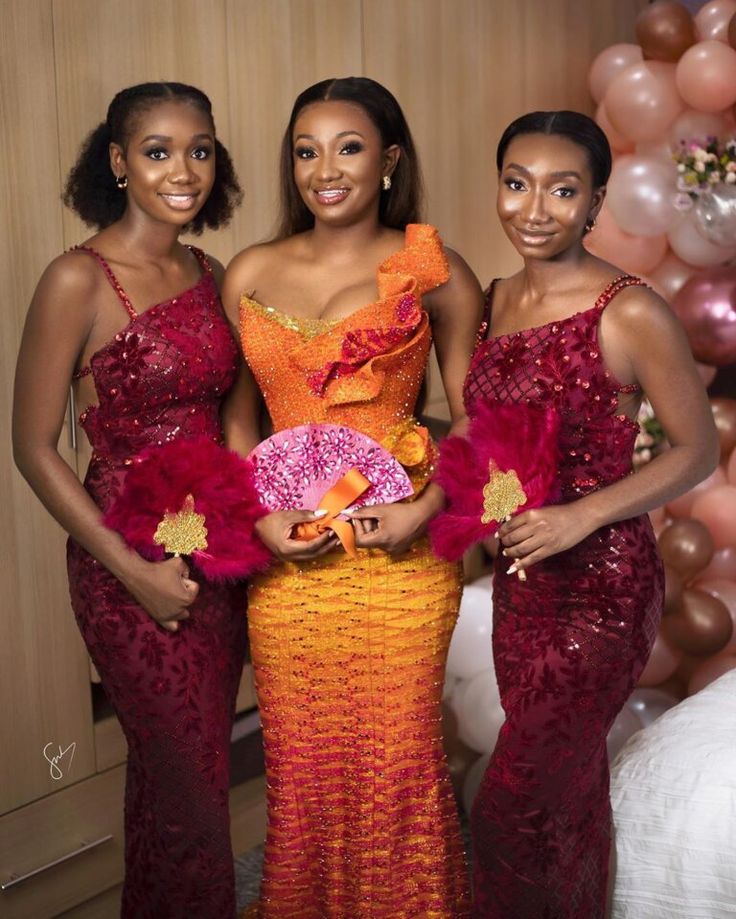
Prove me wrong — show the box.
[238,225,470,918]
[67,245,247,919]
[466,276,664,918]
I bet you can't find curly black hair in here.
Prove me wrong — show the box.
[63,82,242,234]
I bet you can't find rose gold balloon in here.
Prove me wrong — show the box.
[688,651,736,694]
[589,44,644,103]
[607,155,681,237]
[658,517,715,579]
[668,213,736,267]
[664,563,685,613]
[670,267,736,363]
[690,484,736,548]
[669,109,727,147]
[695,578,736,653]
[676,40,736,112]
[595,103,635,154]
[605,61,684,142]
[636,0,697,61]
[729,446,736,484]
[664,588,733,654]
[694,0,736,42]
[583,205,668,275]
[649,251,698,302]
[698,545,736,581]
[711,398,736,458]
[665,464,727,517]
[638,630,683,686]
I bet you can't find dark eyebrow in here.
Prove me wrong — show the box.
[294,130,367,142]
[503,162,582,181]
[139,133,214,144]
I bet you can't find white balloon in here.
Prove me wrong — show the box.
[606,155,681,237]
[626,687,680,727]
[462,751,491,816]
[445,576,493,680]
[442,673,460,703]
[607,705,643,762]
[455,669,505,754]
[668,211,736,266]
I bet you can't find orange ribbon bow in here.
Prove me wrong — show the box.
[294,467,371,558]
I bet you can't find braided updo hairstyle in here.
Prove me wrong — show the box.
[63,81,242,234]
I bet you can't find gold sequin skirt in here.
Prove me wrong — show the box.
[246,539,470,918]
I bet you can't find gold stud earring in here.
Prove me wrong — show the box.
[115,175,128,190]
[584,215,596,233]
[382,175,392,191]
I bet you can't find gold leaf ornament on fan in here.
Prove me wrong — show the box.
[153,494,208,556]
[481,461,527,524]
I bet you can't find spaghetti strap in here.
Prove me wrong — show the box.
[71,245,138,319]
[593,274,647,311]
[186,245,213,275]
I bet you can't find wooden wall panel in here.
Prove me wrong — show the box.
[225,0,364,248]
[0,0,96,813]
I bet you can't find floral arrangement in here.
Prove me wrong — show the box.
[673,137,736,209]
[633,399,666,469]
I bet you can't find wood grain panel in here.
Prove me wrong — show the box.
[225,0,364,250]
[0,0,96,815]
[51,0,236,263]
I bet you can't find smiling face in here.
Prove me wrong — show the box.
[291,99,399,229]
[109,99,216,228]
[497,132,605,261]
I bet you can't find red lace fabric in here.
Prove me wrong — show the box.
[66,246,246,919]
[465,277,664,919]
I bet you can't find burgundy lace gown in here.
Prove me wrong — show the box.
[466,276,664,919]
[66,246,247,919]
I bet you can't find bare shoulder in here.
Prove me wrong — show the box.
[225,237,301,288]
[33,249,102,311]
[602,282,677,337]
[203,253,225,289]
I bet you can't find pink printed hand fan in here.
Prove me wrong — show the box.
[429,399,560,562]
[104,436,271,582]
[248,423,414,513]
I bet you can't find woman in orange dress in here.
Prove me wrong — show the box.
[223,77,483,918]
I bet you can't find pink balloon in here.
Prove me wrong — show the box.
[649,250,698,302]
[690,484,736,547]
[595,103,635,154]
[699,545,736,581]
[688,651,736,694]
[695,578,736,653]
[729,447,736,484]
[669,108,727,147]
[638,630,683,686]
[605,61,684,143]
[696,362,718,386]
[668,213,736,267]
[676,40,736,112]
[589,43,644,104]
[694,0,736,42]
[584,205,668,274]
[670,267,736,364]
[666,465,727,517]
[606,155,681,237]
[635,138,676,163]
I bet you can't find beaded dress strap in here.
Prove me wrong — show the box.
[593,274,647,394]
[186,244,213,275]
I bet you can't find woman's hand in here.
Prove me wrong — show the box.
[255,509,338,562]
[125,556,200,632]
[497,504,597,575]
[347,502,429,555]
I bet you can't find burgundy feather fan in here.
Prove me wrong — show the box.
[429,400,561,561]
[104,437,271,582]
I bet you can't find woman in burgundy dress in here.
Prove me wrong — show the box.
[466,111,718,918]
[13,82,245,918]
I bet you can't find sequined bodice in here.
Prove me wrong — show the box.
[73,246,237,507]
[239,225,448,446]
[465,276,645,501]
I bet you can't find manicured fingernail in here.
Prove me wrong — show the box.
[313,509,328,518]
[502,549,509,557]
[517,569,527,582]
[342,506,357,516]
[507,564,517,575]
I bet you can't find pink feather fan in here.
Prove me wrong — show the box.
[429,400,561,561]
[104,437,271,582]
